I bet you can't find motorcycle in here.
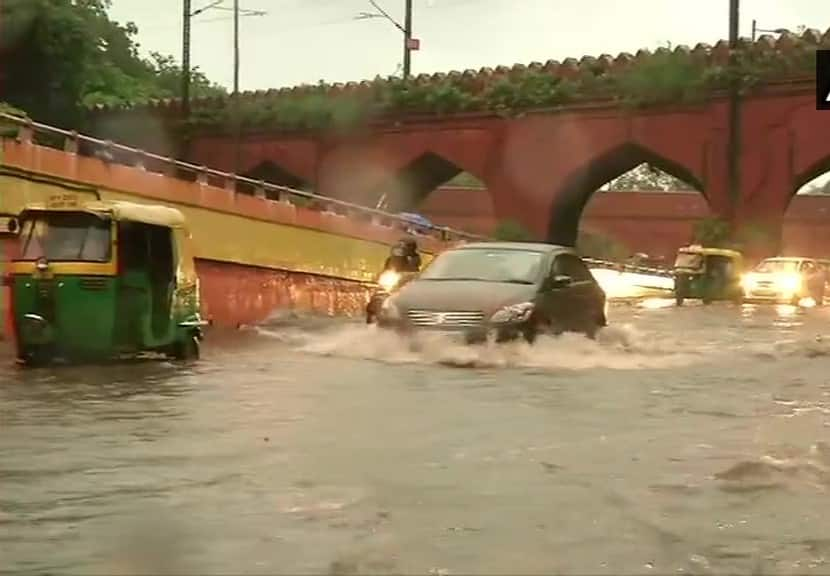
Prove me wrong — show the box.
[366,269,416,324]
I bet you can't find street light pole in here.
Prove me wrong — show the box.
[403,0,412,79]
[750,20,789,41]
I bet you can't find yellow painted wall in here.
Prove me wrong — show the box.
[0,173,432,283]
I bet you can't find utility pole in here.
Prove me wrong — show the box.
[180,1,264,169]
[233,0,240,96]
[182,0,192,119]
[727,0,741,212]
[233,0,241,173]
[357,1,419,80]
[403,0,412,79]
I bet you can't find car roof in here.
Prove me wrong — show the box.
[452,241,572,253]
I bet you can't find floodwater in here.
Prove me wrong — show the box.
[3,300,830,574]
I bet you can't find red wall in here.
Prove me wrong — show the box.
[420,187,830,260]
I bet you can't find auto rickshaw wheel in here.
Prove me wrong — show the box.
[17,353,45,368]
[171,334,200,361]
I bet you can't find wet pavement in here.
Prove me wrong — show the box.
[4,300,830,574]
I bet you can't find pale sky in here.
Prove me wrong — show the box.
[109,0,830,91]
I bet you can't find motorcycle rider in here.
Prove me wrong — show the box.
[383,238,422,273]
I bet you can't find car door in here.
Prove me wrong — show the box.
[545,253,599,332]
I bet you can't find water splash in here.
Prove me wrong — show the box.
[270,322,711,371]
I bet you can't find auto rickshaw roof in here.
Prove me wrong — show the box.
[678,245,743,259]
[20,199,187,229]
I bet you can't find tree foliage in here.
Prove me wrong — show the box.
[173,42,818,134]
[576,230,631,261]
[692,217,732,247]
[800,178,830,194]
[492,220,535,242]
[0,0,224,128]
[605,163,695,192]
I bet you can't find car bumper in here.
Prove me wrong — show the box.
[376,317,530,344]
[742,289,800,302]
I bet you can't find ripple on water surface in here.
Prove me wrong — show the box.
[2,302,830,573]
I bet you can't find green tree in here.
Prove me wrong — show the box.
[493,220,535,241]
[692,217,731,247]
[606,163,695,192]
[800,178,830,195]
[576,230,631,261]
[0,0,223,129]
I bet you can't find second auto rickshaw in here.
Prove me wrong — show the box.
[6,195,206,366]
[673,245,744,305]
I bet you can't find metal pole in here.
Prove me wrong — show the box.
[751,18,756,42]
[233,0,240,95]
[233,0,241,173]
[729,0,739,48]
[403,0,412,79]
[727,0,741,212]
[182,0,192,118]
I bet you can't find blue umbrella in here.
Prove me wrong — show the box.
[398,212,433,228]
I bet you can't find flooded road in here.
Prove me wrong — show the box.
[4,300,830,574]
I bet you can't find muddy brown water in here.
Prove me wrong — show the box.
[3,300,830,574]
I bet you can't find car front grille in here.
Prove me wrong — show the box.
[407,309,484,328]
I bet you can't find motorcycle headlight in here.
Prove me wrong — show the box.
[378,270,401,292]
[379,297,400,320]
[490,302,534,324]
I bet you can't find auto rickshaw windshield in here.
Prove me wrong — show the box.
[17,212,111,262]
[675,252,703,269]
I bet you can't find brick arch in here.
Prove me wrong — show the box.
[317,132,495,209]
[547,141,706,246]
[793,156,830,197]
[785,99,830,204]
[242,160,310,191]
[369,150,490,212]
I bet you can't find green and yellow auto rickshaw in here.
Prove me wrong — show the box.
[6,194,206,366]
[673,245,745,306]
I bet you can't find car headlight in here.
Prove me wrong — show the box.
[490,302,534,324]
[378,270,401,292]
[774,273,801,293]
[379,297,400,320]
[741,274,757,291]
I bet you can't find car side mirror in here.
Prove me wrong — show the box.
[546,274,572,289]
[2,217,18,235]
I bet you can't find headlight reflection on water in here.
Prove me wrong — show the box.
[590,268,673,300]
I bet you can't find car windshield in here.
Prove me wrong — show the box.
[754,259,799,273]
[674,253,703,268]
[419,248,544,284]
[17,211,111,262]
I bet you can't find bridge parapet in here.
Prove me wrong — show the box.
[87,27,827,135]
[0,112,486,248]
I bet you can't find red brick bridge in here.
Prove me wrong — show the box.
[419,187,830,263]
[89,30,830,256]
